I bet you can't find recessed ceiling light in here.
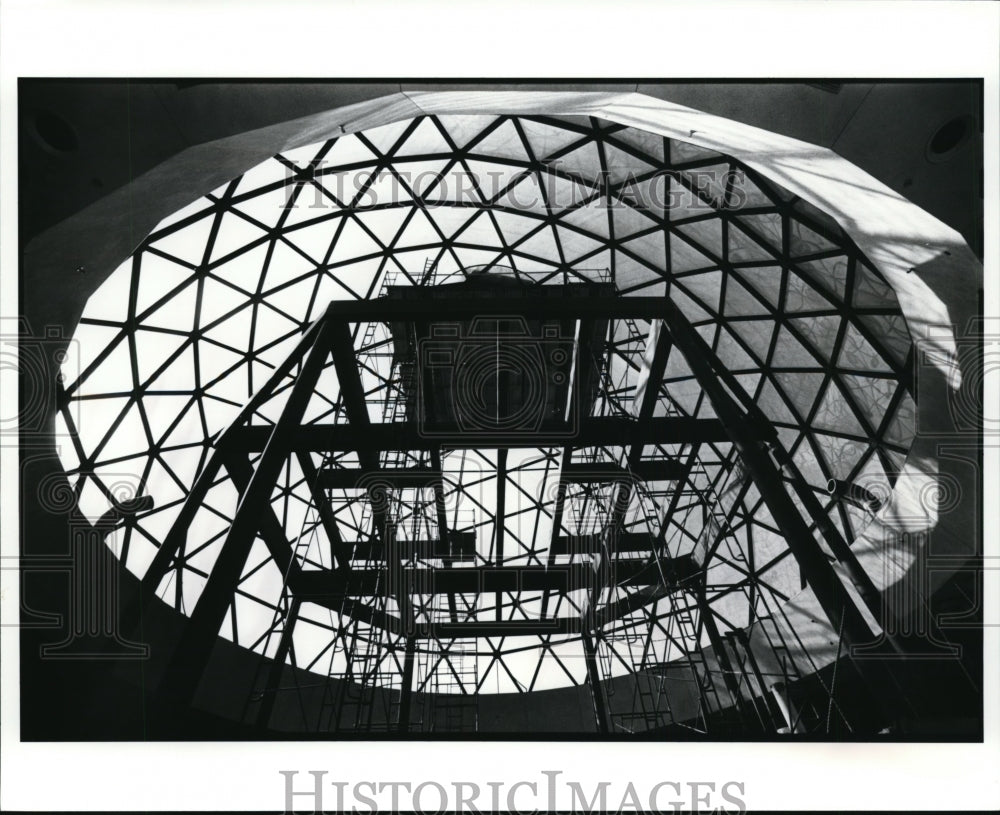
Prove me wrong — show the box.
[32,110,78,154]
[926,114,973,163]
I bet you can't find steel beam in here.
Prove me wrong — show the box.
[255,597,301,729]
[317,466,442,489]
[136,449,225,606]
[581,629,610,733]
[397,636,417,733]
[223,453,300,578]
[333,601,580,638]
[292,563,635,596]
[227,415,740,452]
[563,461,686,482]
[428,447,458,623]
[346,537,476,562]
[325,294,673,322]
[541,446,572,620]
[297,451,351,574]
[344,532,677,561]
[551,532,687,558]
[775,448,899,650]
[495,448,508,621]
[697,589,747,717]
[610,321,673,534]
[157,306,337,708]
[134,317,329,625]
[328,318,390,541]
[660,304,878,651]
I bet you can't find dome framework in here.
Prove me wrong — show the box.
[58,109,927,735]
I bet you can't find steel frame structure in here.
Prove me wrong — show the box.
[142,285,901,735]
[58,112,923,736]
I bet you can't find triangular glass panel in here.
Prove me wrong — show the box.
[669,139,722,164]
[395,117,454,158]
[838,322,894,373]
[799,255,848,301]
[622,229,666,269]
[788,218,837,257]
[330,217,383,264]
[149,213,215,267]
[812,381,867,436]
[724,276,770,317]
[210,210,269,264]
[358,119,413,156]
[728,222,775,263]
[788,315,841,362]
[561,195,613,240]
[736,212,783,254]
[468,118,531,162]
[136,252,196,316]
[730,319,776,364]
[784,269,836,313]
[518,119,587,162]
[602,142,657,186]
[675,217,723,259]
[324,133,378,166]
[772,371,825,421]
[670,234,716,273]
[735,265,783,308]
[676,270,723,314]
[611,128,664,163]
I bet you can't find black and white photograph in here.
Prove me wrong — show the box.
[1,2,998,813]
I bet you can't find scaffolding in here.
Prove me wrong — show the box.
[158,266,882,738]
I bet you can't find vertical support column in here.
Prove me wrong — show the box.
[255,597,302,729]
[328,317,390,542]
[695,587,746,719]
[773,447,900,653]
[131,451,224,619]
[131,317,328,638]
[732,629,785,731]
[429,448,451,549]
[770,680,805,734]
[495,448,507,622]
[581,629,610,733]
[429,447,458,623]
[580,629,608,733]
[157,307,337,709]
[297,451,350,574]
[541,446,572,620]
[610,320,671,531]
[397,635,417,733]
[660,304,887,669]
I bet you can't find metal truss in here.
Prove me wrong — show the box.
[57,113,918,735]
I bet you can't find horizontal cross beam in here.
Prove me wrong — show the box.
[335,597,583,638]
[317,460,686,490]
[318,466,442,489]
[291,558,687,598]
[562,460,686,482]
[326,294,673,322]
[227,416,742,452]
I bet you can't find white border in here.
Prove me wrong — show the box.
[2,1,998,812]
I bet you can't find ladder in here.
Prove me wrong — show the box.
[671,593,724,732]
[430,638,479,732]
[687,458,743,568]
[242,449,333,727]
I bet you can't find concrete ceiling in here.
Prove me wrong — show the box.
[19,81,983,257]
